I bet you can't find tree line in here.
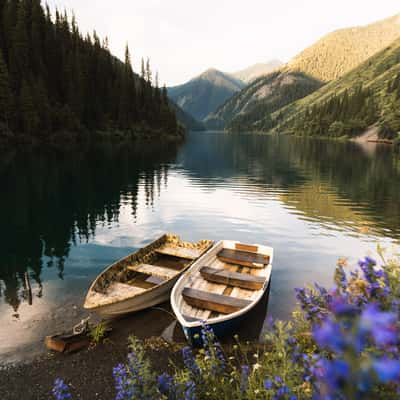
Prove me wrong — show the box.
[289,84,382,137]
[0,0,181,142]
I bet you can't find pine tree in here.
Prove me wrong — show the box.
[0,47,12,126]
[146,57,152,84]
[0,0,180,140]
[20,79,38,135]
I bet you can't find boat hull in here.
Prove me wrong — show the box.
[182,283,270,346]
[92,277,178,317]
[84,234,214,318]
[171,240,273,345]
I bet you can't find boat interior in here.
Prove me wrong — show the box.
[85,235,213,308]
[178,243,272,322]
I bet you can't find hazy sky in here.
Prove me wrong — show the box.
[47,0,399,86]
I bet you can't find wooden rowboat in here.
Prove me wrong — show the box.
[84,234,213,317]
[171,240,273,344]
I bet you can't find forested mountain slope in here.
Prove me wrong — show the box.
[272,38,400,139]
[168,68,245,121]
[206,14,400,131]
[206,71,322,130]
[170,101,205,131]
[0,0,181,143]
[285,14,400,82]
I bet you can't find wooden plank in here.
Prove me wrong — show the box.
[217,249,269,268]
[126,278,157,290]
[182,288,252,314]
[200,267,265,290]
[127,264,179,280]
[235,243,258,253]
[108,282,146,298]
[156,246,201,260]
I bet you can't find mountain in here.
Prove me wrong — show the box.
[171,101,205,131]
[272,37,400,139]
[206,71,323,130]
[285,13,400,82]
[206,13,400,131]
[167,68,245,121]
[231,61,283,83]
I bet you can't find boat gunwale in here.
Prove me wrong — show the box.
[84,234,214,310]
[171,240,273,329]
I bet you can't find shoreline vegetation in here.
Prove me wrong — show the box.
[2,249,400,399]
[0,123,186,147]
[0,0,184,146]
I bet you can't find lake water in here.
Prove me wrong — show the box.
[1,131,399,364]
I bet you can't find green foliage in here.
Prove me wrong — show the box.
[288,85,379,137]
[276,38,400,139]
[89,321,108,345]
[0,0,181,142]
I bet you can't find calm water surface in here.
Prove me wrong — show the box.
[1,132,399,363]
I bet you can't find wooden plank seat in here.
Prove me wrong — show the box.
[155,246,201,260]
[182,288,252,314]
[127,264,180,280]
[217,248,270,268]
[200,267,266,290]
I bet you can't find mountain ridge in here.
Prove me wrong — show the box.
[206,13,400,131]
[271,37,400,139]
[167,68,245,121]
[231,60,283,83]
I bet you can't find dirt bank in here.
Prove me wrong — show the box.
[352,126,393,144]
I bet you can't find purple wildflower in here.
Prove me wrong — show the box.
[157,373,177,400]
[113,363,132,400]
[182,346,200,377]
[313,318,345,352]
[184,380,196,400]
[240,365,250,393]
[52,379,71,400]
[373,359,400,382]
[360,304,397,348]
[264,379,273,390]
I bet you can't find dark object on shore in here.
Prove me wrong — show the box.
[45,332,91,354]
[45,317,95,354]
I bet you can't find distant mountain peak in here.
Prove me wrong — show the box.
[232,60,283,83]
[168,69,245,121]
[199,68,221,77]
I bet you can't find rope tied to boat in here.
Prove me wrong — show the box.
[73,316,91,335]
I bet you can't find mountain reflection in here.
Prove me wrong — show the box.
[0,141,180,312]
[179,133,400,237]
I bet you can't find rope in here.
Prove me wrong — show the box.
[149,306,177,320]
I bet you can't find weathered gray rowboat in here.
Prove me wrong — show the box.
[171,240,273,344]
[84,234,213,317]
